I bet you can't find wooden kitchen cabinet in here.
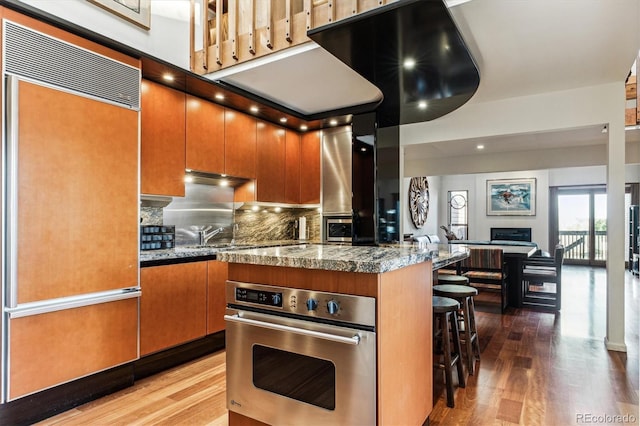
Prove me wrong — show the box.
[186,94,225,174]
[141,79,186,196]
[284,129,301,204]
[140,262,207,356]
[207,260,229,334]
[256,120,286,202]
[225,109,257,179]
[299,130,321,204]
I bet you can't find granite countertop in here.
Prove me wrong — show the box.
[139,240,316,265]
[217,243,469,274]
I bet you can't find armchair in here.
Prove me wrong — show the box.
[521,244,565,310]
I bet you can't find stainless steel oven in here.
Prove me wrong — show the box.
[324,216,353,242]
[225,281,376,426]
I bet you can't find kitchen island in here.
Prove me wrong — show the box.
[217,243,468,426]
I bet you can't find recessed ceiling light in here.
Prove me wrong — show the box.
[280,117,287,123]
[300,124,308,131]
[403,58,416,70]
[477,144,485,150]
[418,101,427,109]
[329,119,338,126]
[215,93,225,100]
[250,106,259,113]
[162,73,175,82]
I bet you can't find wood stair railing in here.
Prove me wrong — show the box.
[625,54,640,126]
[191,0,397,75]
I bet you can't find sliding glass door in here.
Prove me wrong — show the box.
[553,187,606,266]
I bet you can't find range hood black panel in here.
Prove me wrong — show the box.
[308,0,480,128]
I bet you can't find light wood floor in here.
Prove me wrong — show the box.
[38,265,639,425]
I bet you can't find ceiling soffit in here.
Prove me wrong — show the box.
[308,0,480,128]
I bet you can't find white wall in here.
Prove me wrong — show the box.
[432,164,640,252]
[17,0,192,69]
[437,170,550,249]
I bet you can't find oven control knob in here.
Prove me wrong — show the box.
[306,298,318,311]
[327,300,340,315]
[272,294,282,306]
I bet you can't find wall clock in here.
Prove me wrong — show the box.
[450,194,467,209]
[409,177,429,228]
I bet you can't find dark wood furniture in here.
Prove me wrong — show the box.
[461,247,509,312]
[432,296,465,408]
[521,245,565,310]
[433,284,480,376]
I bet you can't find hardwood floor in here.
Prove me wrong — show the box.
[38,265,638,425]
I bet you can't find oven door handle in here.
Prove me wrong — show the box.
[224,314,361,345]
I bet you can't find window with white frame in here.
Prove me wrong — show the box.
[448,190,468,240]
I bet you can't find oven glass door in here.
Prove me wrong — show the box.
[225,309,376,426]
[253,345,336,410]
[326,219,353,242]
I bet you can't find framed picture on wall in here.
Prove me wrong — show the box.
[88,0,151,29]
[487,178,536,216]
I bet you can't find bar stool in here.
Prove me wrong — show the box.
[433,284,481,375]
[432,295,465,408]
[437,274,469,285]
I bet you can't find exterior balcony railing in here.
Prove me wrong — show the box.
[558,230,607,262]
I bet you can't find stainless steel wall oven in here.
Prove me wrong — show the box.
[225,281,376,425]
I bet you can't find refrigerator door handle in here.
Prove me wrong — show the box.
[5,287,141,319]
[5,75,20,309]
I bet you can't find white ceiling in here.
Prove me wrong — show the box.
[205,0,640,161]
[207,43,382,115]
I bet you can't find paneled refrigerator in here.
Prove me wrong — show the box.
[1,20,141,402]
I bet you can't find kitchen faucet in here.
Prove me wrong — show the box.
[198,226,224,246]
[231,223,239,245]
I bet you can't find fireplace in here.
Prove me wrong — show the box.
[490,227,532,242]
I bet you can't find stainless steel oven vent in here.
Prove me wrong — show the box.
[3,21,140,110]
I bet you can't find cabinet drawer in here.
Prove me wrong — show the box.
[8,298,138,400]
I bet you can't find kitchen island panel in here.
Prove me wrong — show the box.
[377,261,433,425]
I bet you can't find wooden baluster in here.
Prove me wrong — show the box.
[266,0,273,49]
[230,0,238,60]
[248,0,255,54]
[285,0,292,43]
[202,0,210,70]
[636,52,640,124]
[304,0,312,30]
[328,0,335,23]
[215,0,222,65]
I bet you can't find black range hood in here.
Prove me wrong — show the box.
[308,0,479,128]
